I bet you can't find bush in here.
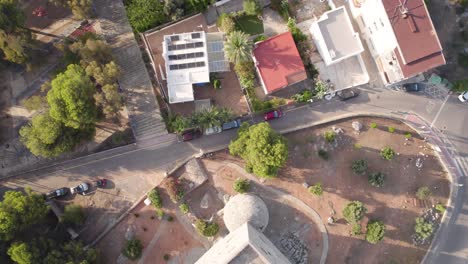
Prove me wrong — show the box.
[233,178,250,193]
[370,123,377,129]
[366,220,386,244]
[414,217,433,240]
[291,89,313,103]
[217,13,236,34]
[243,0,262,16]
[380,147,395,160]
[351,223,362,235]
[354,143,362,149]
[324,130,336,143]
[163,254,170,261]
[435,204,446,213]
[452,79,468,92]
[287,17,307,43]
[343,201,367,224]
[179,203,189,214]
[388,126,395,133]
[368,172,385,187]
[61,204,86,226]
[254,34,268,42]
[308,183,323,196]
[351,159,368,175]
[165,177,183,202]
[195,219,219,237]
[213,79,221,90]
[156,209,164,219]
[416,186,431,200]
[167,215,173,222]
[122,238,143,260]
[405,133,412,139]
[318,149,329,160]
[148,189,162,208]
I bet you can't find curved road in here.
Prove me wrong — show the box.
[1,86,467,262]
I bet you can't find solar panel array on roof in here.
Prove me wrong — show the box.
[170,35,180,42]
[168,52,204,61]
[191,33,201,39]
[169,61,205,71]
[168,42,204,51]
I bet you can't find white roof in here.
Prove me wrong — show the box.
[310,6,364,66]
[223,194,269,233]
[195,223,291,264]
[162,31,210,104]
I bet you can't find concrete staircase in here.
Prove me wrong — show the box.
[130,111,168,142]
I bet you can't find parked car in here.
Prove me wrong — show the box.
[181,128,202,142]
[222,119,241,130]
[95,179,107,188]
[70,183,90,195]
[459,91,468,102]
[205,126,222,135]
[264,110,283,121]
[45,188,69,200]
[337,88,360,101]
[402,83,422,92]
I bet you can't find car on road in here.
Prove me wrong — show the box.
[45,188,69,200]
[205,126,222,135]
[222,119,241,130]
[70,183,90,195]
[337,88,360,101]
[459,91,468,102]
[181,128,202,142]
[264,110,283,121]
[402,83,422,92]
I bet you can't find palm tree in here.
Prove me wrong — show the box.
[224,31,252,64]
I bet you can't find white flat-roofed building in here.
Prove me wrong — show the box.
[311,6,364,66]
[162,31,229,104]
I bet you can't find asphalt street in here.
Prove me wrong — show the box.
[0,86,466,262]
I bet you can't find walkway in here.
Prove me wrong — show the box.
[94,0,167,142]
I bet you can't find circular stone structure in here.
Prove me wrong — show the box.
[223,194,269,232]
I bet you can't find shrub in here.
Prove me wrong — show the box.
[388,126,395,133]
[167,215,173,222]
[291,89,313,103]
[354,143,362,149]
[213,79,221,90]
[324,130,336,143]
[217,13,235,33]
[61,205,86,226]
[122,238,143,260]
[318,149,329,160]
[148,189,162,208]
[351,159,368,175]
[163,254,170,261]
[343,201,367,224]
[156,209,164,219]
[233,178,250,193]
[165,177,183,202]
[254,34,268,42]
[416,186,431,200]
[368,172,385,187]
[414,217,433,240]
[179,203,189,214]
[195,219,219,237]
[405,133,412,139]
[308,183,323,196]
[370,123,377,129]
[435,204,446,213]
[366,220,386,244]
[287,17,307,43]
[351,223,362,235]
[380,147,395,160]
[244,0,262,16]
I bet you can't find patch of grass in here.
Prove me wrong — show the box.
[318,149,329,160]
[435,204,446,213]
[388,126,395,133]
[370,123,377,129]
[235,15,264,35]
[405,133,412,139]
[253,34,268,42]
[233,178,250,193]
[354,143,362,149]
[179,203,189,214]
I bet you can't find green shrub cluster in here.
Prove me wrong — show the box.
[318,149,329,160]
[435,204,446,213]
[195,219,219,237]
[388,126,395,133]
[366,220,386,244]
[122,238,143,260]
[351,159,368,175]
[253,34,268,42]
[370,123,378,129]
[343,201,367,224]
[414,217,433,240]
[368,172,385,187]
[148,189,162,208]
[380,147,395,160]
[416,186,431,200]
[308,183,323,196]
[291,89,313,103]
[324,130,336,143]
[351,223,362,235]
[179,203,189,214]
[233,178,250,193]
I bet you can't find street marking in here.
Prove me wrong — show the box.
[430,93,451,128]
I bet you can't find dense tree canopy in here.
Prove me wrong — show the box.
[229,122,288,178]
[342,201,367,224]
[48,64,97,129]
[0,189,49,241]
[124,0,166,32]
[49,0,93,19]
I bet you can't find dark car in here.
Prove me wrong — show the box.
[222,119,241,130]
[45,188,69,199]
[402,83,422,92]
[337,88,360,101]
[264,110,283,121]
[70,183,90,195]
[181,129,202,142]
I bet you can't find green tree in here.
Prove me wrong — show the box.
[195,219,219,237]
[366,220,385,244]
[217,13,235,34]
[94,83,124,118]
[0,0,34,65]
[69,37,112,66]
[380,146,395,160]
[308,183,323,196]
[229,122,288,178]
[414,217,433,240]
[225,31,252,64]
[342,201,367,224]
[20,111,93,158]
[244,0,261,16]
[416,186,431,200]
[61,204,86,226]
[0,189,49,240]
[22,95,47,112]
[85,60,120,86]
[233,178,250,193]
[148,189,162,208]
[49,0,93,19]
[124,0,166,32]
[191,107,232,130]
[48,64,97,129]
[368,172,385,187]
[122,238,142,260]
[351,159,367,174]
[7,242,39,264]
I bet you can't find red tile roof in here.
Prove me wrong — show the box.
[383,0,445,77]
[253,32,307,94]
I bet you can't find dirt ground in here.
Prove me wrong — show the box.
[206,117,449,264]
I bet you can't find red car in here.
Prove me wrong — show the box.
[264,110,283,121]
[181,129,202,142]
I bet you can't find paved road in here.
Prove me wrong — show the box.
[1,85,466,260]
